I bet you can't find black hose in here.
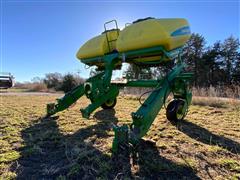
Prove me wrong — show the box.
[138,89,155,106]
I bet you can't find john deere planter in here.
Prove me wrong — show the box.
[46,18,193,153]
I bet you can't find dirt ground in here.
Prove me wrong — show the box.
[0,94,239,179]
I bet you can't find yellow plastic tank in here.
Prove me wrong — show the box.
[116,18,191,52]
[76,29,120,59]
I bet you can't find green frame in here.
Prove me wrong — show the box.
[80,45,183,67]
[46,45,193,154]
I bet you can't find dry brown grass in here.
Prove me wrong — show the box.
[192,85,240,99]
[192,96,240,108]
[14,82,50,92]
[121,85,240,109]
[122,85,240,99]
[122,93,240,109]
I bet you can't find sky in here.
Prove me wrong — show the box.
[0,0,239,82]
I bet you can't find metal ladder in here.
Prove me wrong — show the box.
[104,20,119,52]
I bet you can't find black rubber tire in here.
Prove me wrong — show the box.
[101,98,117,109]
[166,99,185,122]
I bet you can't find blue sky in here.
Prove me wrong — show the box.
[1,0,239,82]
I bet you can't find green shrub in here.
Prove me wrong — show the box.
[60,74,78,93]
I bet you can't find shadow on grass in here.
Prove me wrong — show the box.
[132,140,200,179]
[171,119,240,154]
[12,109,199,179]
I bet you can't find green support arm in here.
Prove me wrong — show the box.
[46,72,106,117]
[80,85,119,118]
[46,84,85,116]
[46,54,120,118]
[111,79,162,88]
[129,63,185,143]
[112,63,192,152]
[80,53,120,118]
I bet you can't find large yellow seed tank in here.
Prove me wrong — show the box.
[116,18,191,52]
[76,29,119,59]
[76,18,191,66]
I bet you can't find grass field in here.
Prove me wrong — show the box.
[0,94,240,179]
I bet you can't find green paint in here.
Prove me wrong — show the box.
[46,44,192,154]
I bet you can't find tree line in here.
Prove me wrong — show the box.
[126,34,240,87]
[16,73,84,92]
[43,73,84,92]
[16,34,239,93]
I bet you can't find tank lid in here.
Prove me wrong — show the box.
[132,17,155,24]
